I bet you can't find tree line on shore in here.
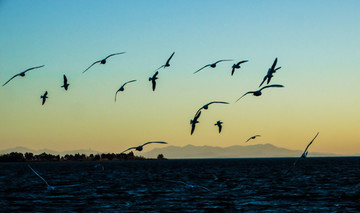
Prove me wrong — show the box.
[0,151,166,162]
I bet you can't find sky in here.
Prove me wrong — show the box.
[0,0,359,156]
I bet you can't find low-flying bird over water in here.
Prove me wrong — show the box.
[156,51,175,71]
[287,132,320,174]
[2,65,45,87]
[115,80,136,102]
[149,71,159,91]
[61,75,69,90]
[231,60,248,76]
[246,135,261,142]
[196,101,229,115]
[235,84,284,102]
[194,60,232,74]
[214,120,223,133]
[41,91,48,105]
[166,180,210,192]
[121,141,168,153]
[28,165,56,190]
[259,58,281,87]
[83,52,125,73]
[190,111,201,135]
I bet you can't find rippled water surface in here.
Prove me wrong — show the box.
[1,157,360,212]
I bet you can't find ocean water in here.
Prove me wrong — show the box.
[1,157,360,212]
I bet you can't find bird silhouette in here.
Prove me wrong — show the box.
[83,52,125,73]
[235,84,284,102]
[61,75,70,90]
[259,58,281,87]
[2,65,45,87]
[115,80,136,102]
[41,91,48,105]
[246,135,261,142]
[214,120,223,133]
[231,60,248,76]
[149,71,159,91]
[121,141,168,153]
[155,51,175,71]
[190,111,201,135]
[196,101,229,115]
[194,60,232,74]
[28,165,56,190]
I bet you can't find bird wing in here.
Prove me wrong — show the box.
[83,60,101,73]
[152,79,156,91]
[63,75,67,84]
[215,59,232,64]
[235,92,253,102]
[153,71,159,78]
[196,185,211,192]
[142,141,168,146]
[155,65,165,71]
[194,111,202,120]
[123,80,137,87]
[255,135,261,137]
[208,101,230,106]
[259,84,284,91]
[231,67,235,76]
[245,137,252,142]
[193,64,210,74]
[303,132,319,153]
[23,65,45,73]
[218,125,222,133]
[28,165,51,188]
[270,58,278,72]
[44,91,48,96]
[104,52,126,60]
[2,74,19,87]
[236,60,248,65]
[273,67,281,73]
[114,90,120,102]
[121,147,136,153]
[258,74,268,87]
[166,51,175,64]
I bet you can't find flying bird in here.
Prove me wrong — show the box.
[41,91,48,105]
[166,180,210,192]
[149,71,159,91]
[190,111,201,135]
[121,141,168,153]
[246,135,261,143]
[196,101,229,115]
[214,120,223,133]
[194,60,232,74]
[259,58,281,87]
[155,51,175,71]
[28,165,56,190]
[235,84,284,102]
[61,75,70,90]
[115,80,136,102]
[286,132,320,174]
[231,60,248,76]
[2,65,45,87]
[83,52,125,73]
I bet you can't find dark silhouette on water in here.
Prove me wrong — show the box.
[149,71,159,91]
[41,91,48,105]
[166,180,210,192]
[235,84,284,102]
[28,165,56,190]
[61,74,69,90]
[115,80,136,102]
[82,52,125,73]
[121,141,168,153]
[194,59,232,74]
[2,65,45,87]
[259,57,281,87]
[231,60,248,76]
[214,120,223,133]
[246,135,261,143]
[196,101,229,115]
[155,51,175,71]
[190,111,201,135]
[287,132,320,174]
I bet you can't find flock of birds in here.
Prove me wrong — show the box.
[2,51,320,190]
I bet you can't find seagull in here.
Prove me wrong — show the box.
[194,60,232,74]
[2,65,45,87]
[231,60,248,76]
[259,58,281,87]
[214,120,223,133]
[61,75,70,90]
[28,165,56,190]
[121,141,168,153]
[166,180,210,192]
[155,51,175,71]
[190,111,201,135]
[41,91,48,105]
[246,135,261,142]
[286,132,320,174]
[235,84,284,102]
[196,101,229,115]
[114,80,136,102]
[82,52,125,73]
[149,71,159,91]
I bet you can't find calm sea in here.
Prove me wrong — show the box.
[1,157,359,212]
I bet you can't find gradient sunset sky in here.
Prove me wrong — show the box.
[0,0,359,155]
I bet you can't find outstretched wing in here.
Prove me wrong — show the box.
[155,65,165,71]
[270,58,278,72]
[24,65,45,73]
[259,84,284,92]
[235,92,253,102]
[63,75,68,84]
[208,101,230,106]
[123,80,137,87]
[83,60,100,73]
[28,165,52,188]
[273,66,281,73]
[142,141,168,147]
[2,74,19,87]
[104,52,126,60]
[166,51,175,64]
[114,89,121,102]
[303,132,319,153]
[194,64,210,74]
[259,75,268,88]
[121,147,136,153]
[231,67,235,76]
[153,71,159,78]
[236,60,248,66]
[152,79,156,91]
[215,59,232,64]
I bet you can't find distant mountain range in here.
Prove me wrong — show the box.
[0,144,350,159]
